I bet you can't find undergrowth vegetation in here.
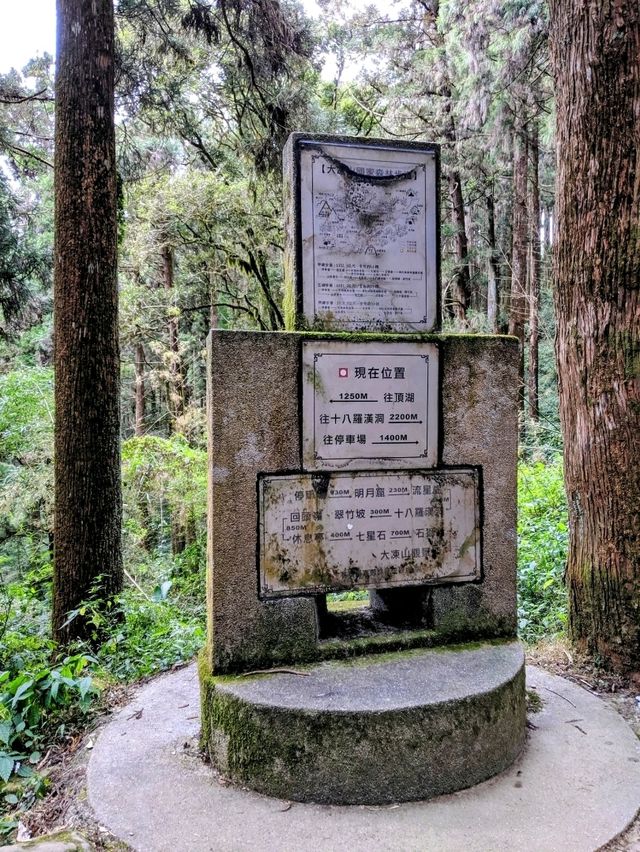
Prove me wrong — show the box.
[0,368,207,836]
[0,539,206,838]
[517,456,568,641]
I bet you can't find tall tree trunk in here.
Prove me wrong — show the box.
[162,242,184,429]
[499,188,513,335]
[509,114,529,411]
[427,0,471,324]
[486,192,500,333]
[447,170,471,323]
[550,0,640,674]
[466,203,480,312]
[209,268,218,330]
[53,0,122,644]
[528,120,541,422]
[134,342,145,436]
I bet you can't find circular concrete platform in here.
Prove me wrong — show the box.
[200,642,526,804]
[87,661,640,852]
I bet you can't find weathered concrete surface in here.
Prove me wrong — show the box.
[206,331,319,674]
[2,831,91,852]
[201,641,525,804]
[88,662,640,852]
[207,331,518,673]
[434,335,519,637]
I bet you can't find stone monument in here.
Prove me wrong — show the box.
[199,133,526,805]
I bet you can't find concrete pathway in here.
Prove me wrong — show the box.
[87,663,640,852]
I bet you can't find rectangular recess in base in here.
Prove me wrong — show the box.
[259,468,480,598]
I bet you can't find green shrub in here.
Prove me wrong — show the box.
[517,457,568,641]
[0,653,98,822]
[96,586,205,681]
[121,434,207,562]
[0,368,54,584]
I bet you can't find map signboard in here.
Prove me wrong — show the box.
[297,139,438,331]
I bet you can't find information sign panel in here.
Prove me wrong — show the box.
[259,469,480,598]
[298,140,438,331]
[302,340,438,470]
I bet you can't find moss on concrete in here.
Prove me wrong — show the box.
[205,615,517,676]
[199,642,526,805]
[317,617,515,661]
[527,688,544,713]
[2,831,92,852]
[282,276,301,332]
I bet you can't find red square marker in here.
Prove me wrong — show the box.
[338,367,349,378]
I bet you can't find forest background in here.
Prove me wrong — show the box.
[0,0,566,835]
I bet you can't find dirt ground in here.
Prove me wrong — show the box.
[11,646,640,852]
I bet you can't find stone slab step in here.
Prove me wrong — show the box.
[200,640,526,804]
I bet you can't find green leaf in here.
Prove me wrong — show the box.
[4,793,18,805]
[10,679,34,707]
[0,722,12,746]
[77,677,93,700]
[29,751,41,764]
[152,580,173,602]
[59,609,78,630]
[0,754,14,783]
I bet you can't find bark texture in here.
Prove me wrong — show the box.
[550,0,640,672]
[427,0,471,324]
[53,0,122,643]
[528,121,541,422]
[509,113,529,410]
[162,242,184,428]
[448,170,472,322]
[486,193,500,333]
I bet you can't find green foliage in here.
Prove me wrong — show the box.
[0,367,53,463]
[0,419,206,835]
[0,561,53,673]
[0,173,51,338]
[328,590,368,603]
[0,367,54,587]
[96,588,205,681]
[122,434,207,556]
[0,653,97,820]
[517,458,568,641]
[522,278,563,457]
[94,437,207,678]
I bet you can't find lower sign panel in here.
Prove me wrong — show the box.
[259,469,480,598]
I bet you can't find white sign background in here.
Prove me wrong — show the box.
[302,340,439,470]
